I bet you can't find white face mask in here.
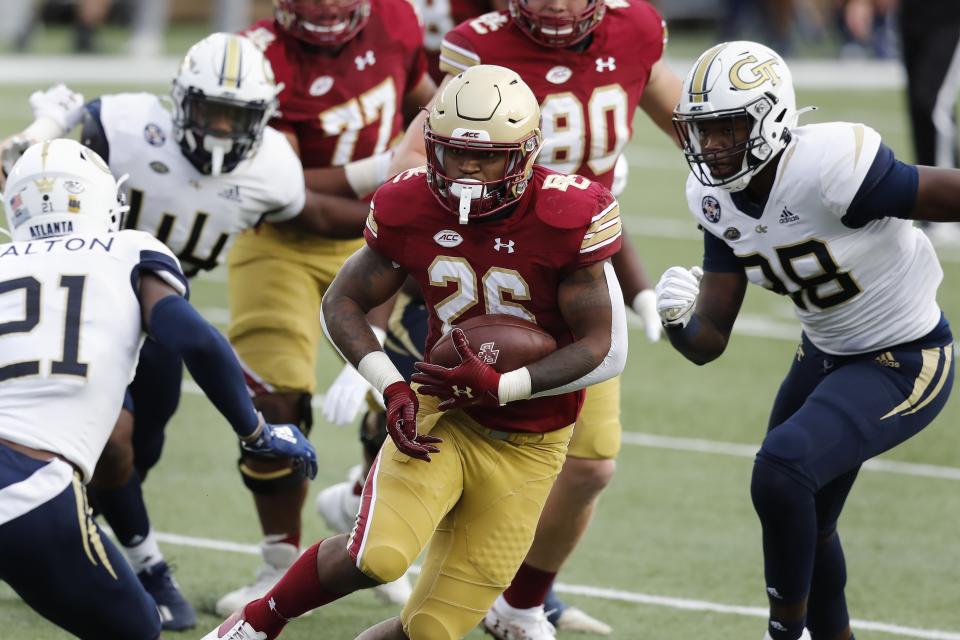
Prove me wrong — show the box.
[449,179,484,224]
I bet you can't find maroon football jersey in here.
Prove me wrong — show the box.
[243,0,428,169]
[365,165,622,433]
[415,0,496,83]
[439,0,666,189]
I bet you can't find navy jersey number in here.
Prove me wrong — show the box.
[0,275,89,382]
[740,239,862,311]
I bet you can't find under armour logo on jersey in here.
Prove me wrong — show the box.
[452,385,473,398]
[494,237,515,253]
[477,342,499,365]
[355,50,376,70]
[595,57,617,72]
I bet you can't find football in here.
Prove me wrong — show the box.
[428,314,557,372]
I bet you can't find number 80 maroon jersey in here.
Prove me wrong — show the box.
[365,165,622,434]
[439,0,667,190]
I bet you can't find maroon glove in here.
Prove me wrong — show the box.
[383,381,442,462]
[412,328,501,411]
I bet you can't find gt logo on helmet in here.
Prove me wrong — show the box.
[729,55,782,90]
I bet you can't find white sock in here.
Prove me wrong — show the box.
[123,529,163,573]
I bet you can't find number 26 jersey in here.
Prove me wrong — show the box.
[365,165,622,433]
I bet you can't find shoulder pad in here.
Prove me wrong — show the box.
[371,167,431,227]
[532,170,617,230]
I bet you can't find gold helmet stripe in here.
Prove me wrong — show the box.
[220,35,243,89]
[689,43,728,103]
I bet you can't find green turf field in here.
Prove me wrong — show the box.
[1,77,959,640]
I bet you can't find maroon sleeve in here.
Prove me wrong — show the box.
[636,0,667,63]
[363,196,401,264]
[574,189,622,269]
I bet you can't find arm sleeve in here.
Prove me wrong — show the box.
[840,143,919,228]
[702,229,743,273]
[439,30,481,75]
[531,262,627,397]
[130,249,190,300]
[79,99,110,163]
[147,295,259,438]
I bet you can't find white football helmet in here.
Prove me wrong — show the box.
[425,64,543,223]
[674,41,801,192]
[3,139,127,242]
[171,33,281,176]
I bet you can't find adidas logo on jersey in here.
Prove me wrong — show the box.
[875,352,900,368]
[779,207,800,224]
[218,185,242,203]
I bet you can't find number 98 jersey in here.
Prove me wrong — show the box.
[439,0,666,190]
[690,122,943,355]
[0,230,187,480]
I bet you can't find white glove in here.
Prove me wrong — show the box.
[631,289,662,342]
[323,363,383,427]
[29,84,85,134]
[655,266,704,328]
[1,135,31,180]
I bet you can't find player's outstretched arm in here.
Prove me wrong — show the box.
[639,60,684,147]
[655,267,747,365]
[911,166,960,222]
[321,247,441,461]
[138,273,317,477]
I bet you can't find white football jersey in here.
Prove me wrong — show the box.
[687,122,943,355]
[98,93,306,276]
[0,230,187,480]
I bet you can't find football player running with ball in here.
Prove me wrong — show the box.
[0,33,313,630]
[656,41,957,640]
[0,140,316,640]
[383,0,682,634]
[202,64,627,640]
[216,0,438,613]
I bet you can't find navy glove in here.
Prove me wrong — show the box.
[240,418,318,480]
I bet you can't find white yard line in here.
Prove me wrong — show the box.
[146,529,960,639]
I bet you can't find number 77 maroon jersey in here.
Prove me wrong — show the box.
[439,0,667,190]
[242,0,428,169]
[365,165,622,434]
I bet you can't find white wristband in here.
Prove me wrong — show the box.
[22,116,67,142]
[498,367,532,405]
[357,350,404,395]
[345,151,393,198]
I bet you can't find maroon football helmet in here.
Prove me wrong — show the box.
[273,0,371,47]
[508,0,606,48]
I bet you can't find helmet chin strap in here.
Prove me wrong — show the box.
[204,136,232,176]
[450,179,483,224]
